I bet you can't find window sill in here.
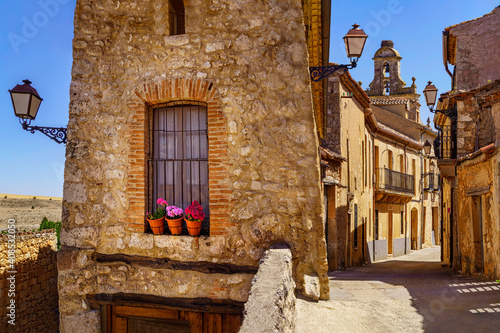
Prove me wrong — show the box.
[145,219,210,237]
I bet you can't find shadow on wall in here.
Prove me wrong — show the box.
[328,257,500,332]
[0,230,59,333]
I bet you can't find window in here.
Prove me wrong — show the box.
[374,210,379,240]
[388,150,393,170]
[169,0,185,35]
[150,102,209,219]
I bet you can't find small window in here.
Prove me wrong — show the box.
[384,81,390,95]
[169,0,185,35]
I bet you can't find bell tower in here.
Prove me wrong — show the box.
[367,40,416,96]
[366,40,421,122]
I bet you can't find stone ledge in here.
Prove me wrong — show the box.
[240,244,296,333]
[92,252,258,275]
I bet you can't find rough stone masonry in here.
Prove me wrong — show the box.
[59,0,329,330]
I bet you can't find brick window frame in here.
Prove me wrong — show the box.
[124,79,232,236]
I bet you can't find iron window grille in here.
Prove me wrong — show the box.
[149,101,209,223]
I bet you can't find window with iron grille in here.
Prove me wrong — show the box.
[149,101,209,220]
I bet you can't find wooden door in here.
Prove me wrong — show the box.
[388,212,393,254]
[109,305,241,333]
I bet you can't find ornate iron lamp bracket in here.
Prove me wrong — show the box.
[309,59,358,82]
[20,120,67,144]
[432,106,457,122]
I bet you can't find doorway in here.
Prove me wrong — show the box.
[388,212,393,255]
[411,208,418,250]
[471,196,484,273]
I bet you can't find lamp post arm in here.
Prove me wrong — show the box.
[21,123,67,144]
[310,59,358,82]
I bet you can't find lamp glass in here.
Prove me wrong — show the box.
[28,94,42,119]
[11,92,31,118]
[343,24,368,59]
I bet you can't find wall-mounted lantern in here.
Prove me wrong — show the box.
[8,80,67,144]
[423,140,432,156]
[310,24,368,82]
[423,81,438,112]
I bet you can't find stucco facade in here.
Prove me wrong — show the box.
[58,0,331,331]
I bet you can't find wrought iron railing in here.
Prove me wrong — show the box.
[376,168,414,194]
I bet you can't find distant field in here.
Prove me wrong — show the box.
[0,193,63,232]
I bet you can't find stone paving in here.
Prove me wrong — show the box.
[296,247,500,333]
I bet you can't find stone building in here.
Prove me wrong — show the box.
[367,41,439,261]
[58,0,332,331]
[436,6,500,278]
[322,40,441,268]
[323,70,373,270]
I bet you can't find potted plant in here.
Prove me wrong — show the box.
[146,198,167,234]
[165,205,184,235]
[184,200,205,236]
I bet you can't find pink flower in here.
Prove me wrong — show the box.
[157,198,168,206]
[166,205,183,219]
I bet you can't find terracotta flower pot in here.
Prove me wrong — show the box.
[185,217,202,236]
[166,216,183,235]
[147,217,165,235]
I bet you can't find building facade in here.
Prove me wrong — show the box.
[58,1,332,331]
[436,6,500,278]
[367,41,439,262]
[322,41,440,269]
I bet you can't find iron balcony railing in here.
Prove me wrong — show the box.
[376,167,415,194]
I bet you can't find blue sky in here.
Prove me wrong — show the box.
[0,0,497,197]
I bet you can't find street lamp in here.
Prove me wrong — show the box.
[8,79,67,144]
[310,24,368,82]
[423,140,432,156]
[423,81,438,112]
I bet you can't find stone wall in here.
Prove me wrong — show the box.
[448,7,500,92]
[456,151,499,279]
[240,245,296,333]
[60,0,328,329]
[0,229,58,333]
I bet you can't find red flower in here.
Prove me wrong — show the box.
[185,200,205,221]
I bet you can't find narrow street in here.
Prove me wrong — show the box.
[297,248,500,333]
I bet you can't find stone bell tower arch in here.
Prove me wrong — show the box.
[368,40,414,96]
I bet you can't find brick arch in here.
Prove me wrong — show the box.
[123,78,232,236]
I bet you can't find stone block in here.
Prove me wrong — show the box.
[303,274,320,301]
[60,310,100,333]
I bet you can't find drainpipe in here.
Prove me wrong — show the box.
[420,131,425,250]
[403,142,409,254]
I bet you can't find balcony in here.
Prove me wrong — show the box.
[375,168,415,203]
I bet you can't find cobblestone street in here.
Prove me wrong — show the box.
[297,247,500,333]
